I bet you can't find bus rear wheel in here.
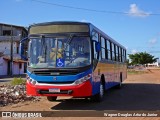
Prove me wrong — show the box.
[116,73,123,89]
[47,96,57,101]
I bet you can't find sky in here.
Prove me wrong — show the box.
[1,0,160,59]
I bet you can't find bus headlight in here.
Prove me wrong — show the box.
[26,76,37,85]
[31,80,37,85]
[26,75,30,81]
[74,74,91,85]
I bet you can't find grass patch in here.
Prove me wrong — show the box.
[127,70,148,74]
[10,77,26,86]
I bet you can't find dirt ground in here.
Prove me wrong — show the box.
[0,69,160,120]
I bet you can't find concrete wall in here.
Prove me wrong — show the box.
[0,25,20,36]
[13,62,24,75]
[0,25,27,36]
[0,57,25,75]
[0,41,18,54]
[0,57,7,75]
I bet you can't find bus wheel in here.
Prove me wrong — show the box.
[47,96,57,101]
[116,73,123,89]
[92,81,105,102]
[117,80,122,89]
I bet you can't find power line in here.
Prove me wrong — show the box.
[31,0,160,16]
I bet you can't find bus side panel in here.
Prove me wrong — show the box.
[91,63,101,95]
[92,61,127,95]
[92,61,115,95]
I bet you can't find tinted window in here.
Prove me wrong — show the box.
[101,37,106,59]
[106,40,111,60]
[92,31,99,59]
[111,43,115,61]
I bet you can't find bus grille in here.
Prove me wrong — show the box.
[32,70,78,76]
[37,81,74,84]
[37,89,73,95]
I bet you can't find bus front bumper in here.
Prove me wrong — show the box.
[26,80,92,97]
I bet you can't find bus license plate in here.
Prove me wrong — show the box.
[49,88,60,93]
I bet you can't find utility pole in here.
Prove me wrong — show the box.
[10,25,13,76]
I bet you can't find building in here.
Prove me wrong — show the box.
[0,23,28,76]
[147,59,160,67]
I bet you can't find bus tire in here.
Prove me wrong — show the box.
[47,96,57,101]
[91,81,105,102]
[116,73,123,89]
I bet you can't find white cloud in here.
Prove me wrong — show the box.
[148,38,158,47]
[131,49,138,54]
[149,38,157,45]
[128,4,150,17]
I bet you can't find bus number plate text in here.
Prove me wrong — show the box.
[49,88,60,93]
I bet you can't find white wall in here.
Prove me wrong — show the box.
[147,59,159,67]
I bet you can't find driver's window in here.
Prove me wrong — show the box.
[92,31,99,59]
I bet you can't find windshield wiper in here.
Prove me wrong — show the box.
[63,34,74,51]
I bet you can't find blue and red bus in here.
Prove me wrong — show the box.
[25,21,127,102]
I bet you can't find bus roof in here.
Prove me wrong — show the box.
[29,21,89,27]
[29,21,126,50]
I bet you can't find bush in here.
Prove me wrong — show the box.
[10,77,26,86]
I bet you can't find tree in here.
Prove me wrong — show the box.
[128,52,157,65]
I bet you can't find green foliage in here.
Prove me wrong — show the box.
[10,77,26,86]
[129,52,157,65]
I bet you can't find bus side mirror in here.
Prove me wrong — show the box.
[95,42,101,52]
[20,37,28,60]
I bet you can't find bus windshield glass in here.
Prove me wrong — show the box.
[28,36,91,68]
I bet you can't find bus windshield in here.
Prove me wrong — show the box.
[28,36,91,68]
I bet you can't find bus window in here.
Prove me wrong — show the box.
[115,45,119,61]
[92,31,98,42]
[101,37,106,59]
[124,50,126,62]
[92,31,99,59]
[122,49,124,62]
[122,49,126,62]
[111,43,115,61]
[119,47,122,62]
[106,40,111,60]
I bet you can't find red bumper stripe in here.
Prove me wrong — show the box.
[26,80,92,97]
